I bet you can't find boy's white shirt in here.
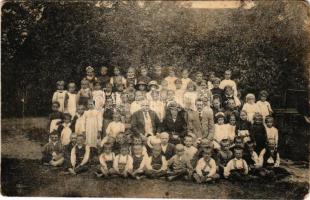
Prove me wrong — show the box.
[224,158,249,178]
[113,154,133,172]
[265,126,279,146]
[195,157,217,177]
[145,155,167,171]
[258,148,280,167]
[99,152,115,169]
[70,144,90,168]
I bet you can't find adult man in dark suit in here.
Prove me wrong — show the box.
[187,98,215,141]
[131,100,161,140]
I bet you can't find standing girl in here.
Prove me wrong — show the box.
[66,82,77,118]
[77,79,92,108]
[52,80,67,112]
[242,93,260,124]
[110,66,127,90]
[84,100,102,148]
[92,81,106,114]
[256,90,273,122]
[183,81,198,111]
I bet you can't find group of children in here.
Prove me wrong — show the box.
[42,65,289,183]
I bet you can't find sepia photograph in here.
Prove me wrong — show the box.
[1,0,309,199]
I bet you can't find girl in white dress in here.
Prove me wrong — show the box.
[183,81,198,111]
[84,100,102,148]
[92,81,106,114]
[181,69,192,91]
[52,80,67,112]
[66,82,77,118]
[242,93,260,124]
[256,90,273,122]
[102,112,125,143]
[213,112,232,150]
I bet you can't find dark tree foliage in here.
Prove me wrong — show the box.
[1,1,309,117]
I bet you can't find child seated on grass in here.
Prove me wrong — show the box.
[63,133,77,170]
[69,134,90,175]
[167,144,193,181]
[224,146,249,181]
[159,132,175,160]
[216,139,233,177]
[243,141,260,175]
[183,135,198,161]
[130,135,148,156]
[258,139,289,180]
[95,143,115,178]
[113,144,133,178]
[42,131,64,167]
[130,144,148,180]
[145,145,168,178]
[193,147,219,183]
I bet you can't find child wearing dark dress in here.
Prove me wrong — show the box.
[250,113,268,154]
[235,110,252,143]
